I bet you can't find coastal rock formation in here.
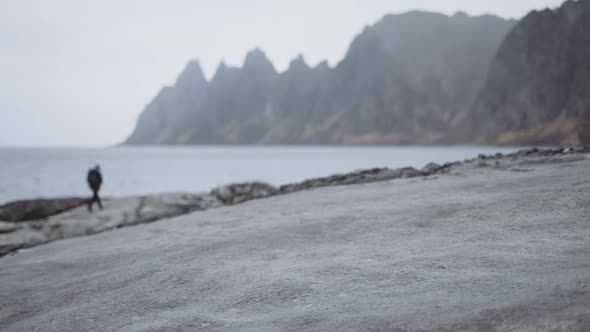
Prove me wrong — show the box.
[279,167,426,194]
[0,197,87,222]
[211,182,279,204]
[421,162,442,175]
[468,0,590,145]
[125,11,514,145]
[0,194,223,256]
[2,146,588,256]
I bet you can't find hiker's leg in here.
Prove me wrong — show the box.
[96,191,103,209]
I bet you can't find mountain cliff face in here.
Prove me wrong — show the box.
[126,11,519,145]
[468,0,590,145]
[301,12,515,144]
[126,61,207,144]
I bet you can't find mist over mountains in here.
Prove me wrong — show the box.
[126,0,590,146]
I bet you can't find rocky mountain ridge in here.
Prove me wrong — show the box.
[126,1,589,145]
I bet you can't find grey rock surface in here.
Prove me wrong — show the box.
[1,152,589,331]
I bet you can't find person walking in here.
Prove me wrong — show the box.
[87,165,103,211]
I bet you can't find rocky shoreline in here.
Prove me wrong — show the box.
[1,146,588,257]
[3,145,590,331]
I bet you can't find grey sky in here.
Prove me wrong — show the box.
[0,0,565,146]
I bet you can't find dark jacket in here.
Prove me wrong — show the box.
[87,169,102,191]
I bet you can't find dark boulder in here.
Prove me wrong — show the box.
[211,182,279,205]
[125,12,514,146]
[421,162,442,175]
[0,198,87,223]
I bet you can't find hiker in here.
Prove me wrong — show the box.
[87,165,103,211]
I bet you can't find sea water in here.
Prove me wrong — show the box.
[0,146,520,204]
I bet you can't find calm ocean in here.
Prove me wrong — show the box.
[0,146,520,204]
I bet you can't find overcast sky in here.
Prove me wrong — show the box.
[0,0,565,146]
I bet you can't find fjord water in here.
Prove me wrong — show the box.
[0,146,519,204]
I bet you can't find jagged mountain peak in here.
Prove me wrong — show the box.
[217,60,228,71]
[211,61,240,82]
[453,11,470,19]
[287,54,310,71]
[184,59,204,73]
[244,48,267,61]
[243,48,276,74]
[175,60,207,88]
[315,60,330,70]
